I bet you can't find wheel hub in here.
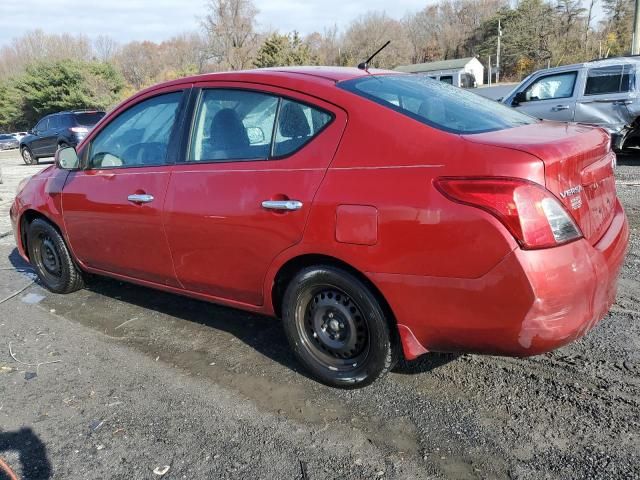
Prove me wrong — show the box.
[40,236,61,276]
[305,289,367,360]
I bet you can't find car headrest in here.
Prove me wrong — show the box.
[278,102,311,138]
[211,108,250,150]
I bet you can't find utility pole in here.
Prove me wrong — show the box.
[488,55,492,86]
[496,19,502,83]
[633,0,640,54]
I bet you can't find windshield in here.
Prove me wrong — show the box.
[339,74,536,134]
[74,112,105,126]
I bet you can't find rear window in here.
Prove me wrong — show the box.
[339,74,536,134]
[584,64,634,95]
[73,112,105,126]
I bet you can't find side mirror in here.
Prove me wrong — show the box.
[247,127,265,145]
[512,91,527,106]
[55,146,80,170]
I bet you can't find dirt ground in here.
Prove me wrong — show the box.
[0,149,638,480]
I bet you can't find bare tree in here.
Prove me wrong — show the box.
[342,12,413,68]
[0,30,92,79]
[201,0,259,70]
[114,41,162,89]
[94,35,119,62]
[305,26,341,65]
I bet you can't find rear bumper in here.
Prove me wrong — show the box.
[372,200,629,360]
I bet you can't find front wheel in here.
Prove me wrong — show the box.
[21,147,37,165]
[282,266,398,388]
[27,219,84,294]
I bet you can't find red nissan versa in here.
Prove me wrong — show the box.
[10,67,629,388]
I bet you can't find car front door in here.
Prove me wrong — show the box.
[30,117,50,156]
[61,88,188,286]
[575,63,635,129]
[511,70,579,121]
[164,84,347,305]
[41,114,61,156]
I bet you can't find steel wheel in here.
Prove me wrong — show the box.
[27,218,84,294]
[282,266,398,388]
[33,233,63,283]
[300,287,370,370]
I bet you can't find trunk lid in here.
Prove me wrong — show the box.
[464,121,617,245]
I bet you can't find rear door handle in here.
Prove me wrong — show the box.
[128,194,154,204]
[551,105,570,111]
[261,200,303,211]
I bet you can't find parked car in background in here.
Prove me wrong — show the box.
[19,110,105,164]
[502,57,640,151]
[0,133,19,150]
[11,68,628,388]
[12,132,28,142]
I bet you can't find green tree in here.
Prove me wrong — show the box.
[254,32,316,68]
[601,0,633,55]
[0,59,125,130]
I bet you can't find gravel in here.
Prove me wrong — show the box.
[0,149,638,479]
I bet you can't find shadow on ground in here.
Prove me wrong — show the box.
[7,248,457,381]
[0,428,51,480]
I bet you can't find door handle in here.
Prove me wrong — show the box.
[551,105,570,111]
[128,194,154,204]
[261,200,303,211]
[612,99,632,106]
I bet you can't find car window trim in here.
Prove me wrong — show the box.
[84,88,190,171]
[181,86,335,165]
[522,70,578,102]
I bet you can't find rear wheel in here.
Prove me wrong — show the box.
[21,147,37,165]
[27,219,84,294]
[282,266,398,388]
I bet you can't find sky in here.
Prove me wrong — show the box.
[0,0,430,47]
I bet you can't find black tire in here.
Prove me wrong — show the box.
[21,146,37,165]
[27,218,84,294]
[282,266,398,388]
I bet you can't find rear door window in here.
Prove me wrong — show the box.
[189,89,277,162]
[339,74,535,134]
[584,64,633,95]
[439,76,453,85]
[273,99,332,157]
[188,89,333,162]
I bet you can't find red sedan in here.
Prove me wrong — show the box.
[10,67,629,387]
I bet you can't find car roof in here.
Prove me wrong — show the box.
[531,56,640,74]
[135,66,399,95]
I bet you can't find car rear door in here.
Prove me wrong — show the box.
[61,87,190,286]
[575,63,636,130]
[164,83,347,305]
[511,69,580,121]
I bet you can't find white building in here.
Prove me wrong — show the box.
[395,57,485,88]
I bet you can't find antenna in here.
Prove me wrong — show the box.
[357,41,391,70]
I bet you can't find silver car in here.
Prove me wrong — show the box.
[502,57,639,150]
[0,133,19,150]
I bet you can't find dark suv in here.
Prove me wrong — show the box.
[20,110,105,164]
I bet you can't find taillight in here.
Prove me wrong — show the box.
[434,177,582,249]
[70,127,88,133]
